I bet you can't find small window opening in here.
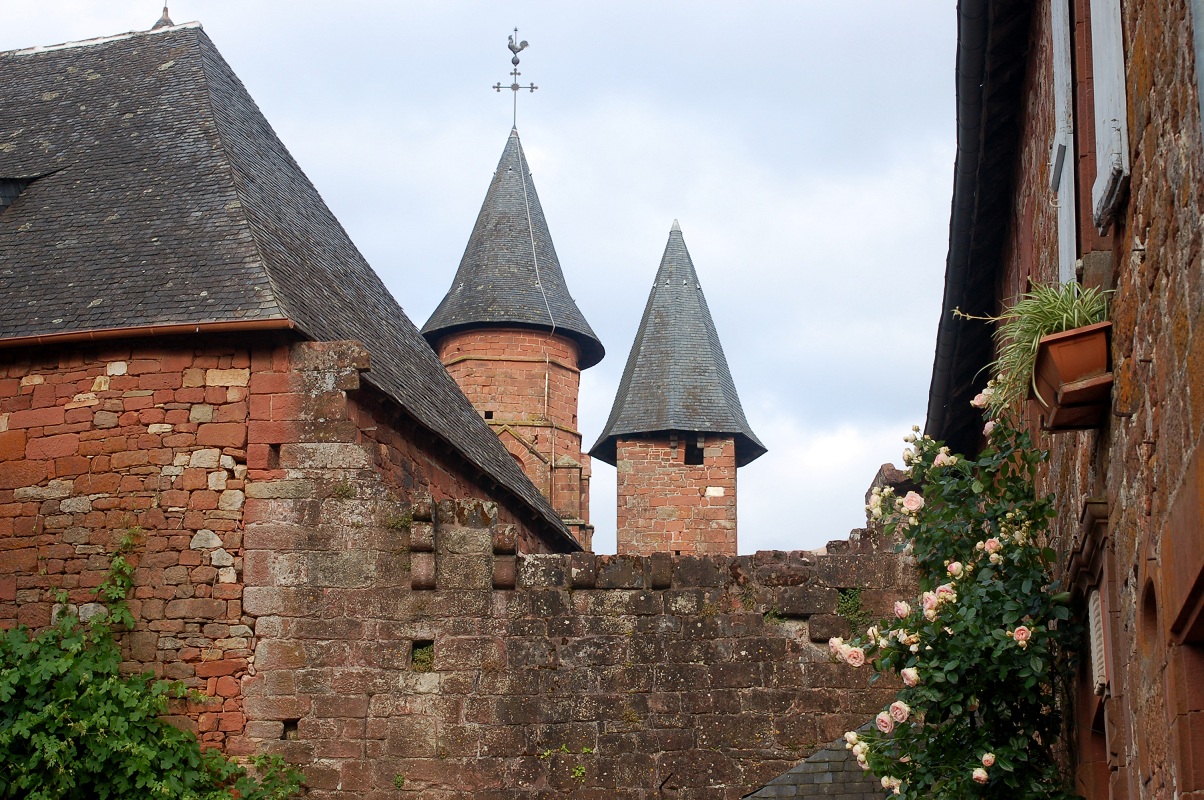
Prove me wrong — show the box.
[411,639,434,673]
[484,410,494,420]
[0,179,31,213]
[281,718,300,740]
[684,437,704,465]
[267,443,280,469]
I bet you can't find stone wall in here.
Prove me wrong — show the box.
[616,435,738,557]
[0,336,550,752]
[434,328,591,547]
[995,2,1204,798]
[240,464,909,798]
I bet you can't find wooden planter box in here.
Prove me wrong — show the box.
[1029,321,1113,431]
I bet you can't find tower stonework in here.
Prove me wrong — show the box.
[423,129,603,549]
[433,328,591,546]
[592,222,765,556]
[616,434,737,555]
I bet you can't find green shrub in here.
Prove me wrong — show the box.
[0,536,305,799]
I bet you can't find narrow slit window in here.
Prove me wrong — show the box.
[684,437,704,465]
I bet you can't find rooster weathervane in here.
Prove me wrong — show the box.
[493,28,537,127]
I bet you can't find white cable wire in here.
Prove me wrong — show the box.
[517,151,556,337]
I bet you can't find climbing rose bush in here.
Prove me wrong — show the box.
[837,412,1077,799]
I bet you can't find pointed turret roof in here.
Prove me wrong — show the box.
[590,222,766,467]
[421,129,604,369]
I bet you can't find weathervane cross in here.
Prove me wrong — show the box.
[493,28,537,127]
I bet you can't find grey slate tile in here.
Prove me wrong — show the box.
[421,129,604,369]
[0,25,576,548]
[590,222,766,467]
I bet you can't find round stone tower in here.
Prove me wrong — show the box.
[590,221,766,556]
[422,129,603,549]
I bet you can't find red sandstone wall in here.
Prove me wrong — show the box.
[616,435,737,556]
[434,328,591,547]
[0,336,550,752]
[994,3,1204,798]
[240,461,910,799]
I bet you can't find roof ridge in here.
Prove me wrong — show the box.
[191,29,290,323]
[5,21,203,56]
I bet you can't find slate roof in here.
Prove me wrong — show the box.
[589,222,766,467]
[421,130,604,369]
[744,729,886,798]
[0,24,577,549]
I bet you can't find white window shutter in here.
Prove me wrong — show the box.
[1090,0,1130,233]
[1089,589,1109,695]
[1050,0,1078,284]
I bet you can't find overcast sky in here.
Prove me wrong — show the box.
[3,2,957,554]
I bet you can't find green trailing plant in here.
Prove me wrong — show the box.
[836,588,872,635]
[0,533,305,799]
[832,416,1078,799]
[956,281,1110,409]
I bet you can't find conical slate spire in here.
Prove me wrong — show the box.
[590,223,766,467]
[422,129,604,368]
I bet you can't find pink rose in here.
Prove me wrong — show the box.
[933,451,956,469]
[972,767,989,784]
[900,667,920,687]
[921,591,938,611]
[845,647,866,667]
[876,711,894,734]
[901,491,925,513]
[936,584,957,604]
[1013,626,1031,643]
[828,637,844,655]
[889,700,910,723]
[983,420,996,435]
[971,387,994,408]
[981,753,996,767]
[894,601,911,619]
[984,537,1001,554]
[947,561,963,577]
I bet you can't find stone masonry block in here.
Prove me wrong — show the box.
[775,586,839,617]
[435,554,492,590]
[410,521,435,552]
[439,526,491,555]
[596,555,646,589]
[278,443,371,470]
[807,614,851,643]
[569,552,597,588]
[518,554,568,588]
[411,551,435,590]
[492,555,517,589]
[672,556,727,587]
[492,524,517,555]
[412,493,434,522]
[245,479,315,500]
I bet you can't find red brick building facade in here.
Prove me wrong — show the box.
[928,2,1204,797]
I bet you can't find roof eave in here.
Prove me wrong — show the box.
[926,0,1033,454]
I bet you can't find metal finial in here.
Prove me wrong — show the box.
[492,27,537,128]
[151,4,173,29]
